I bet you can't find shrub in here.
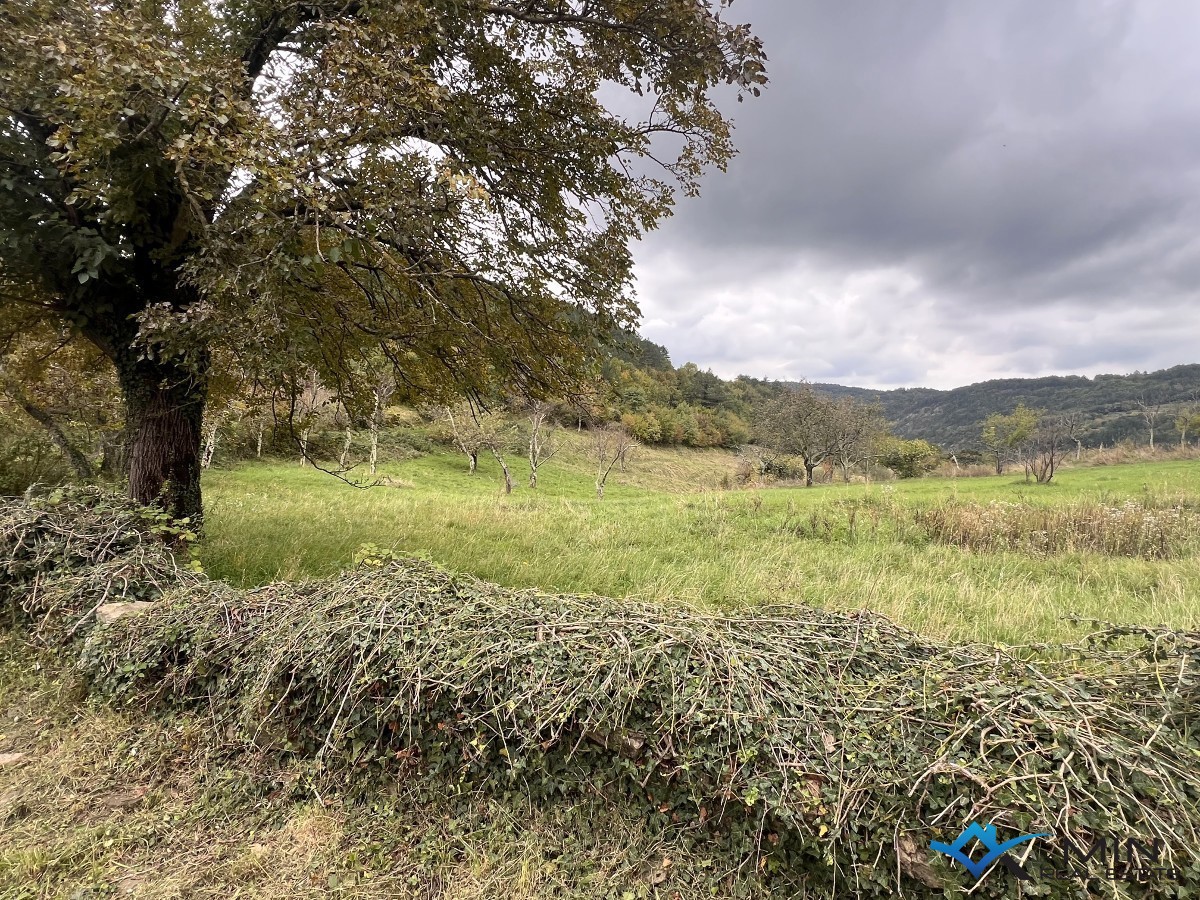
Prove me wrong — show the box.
[877,438,942,478]
[0,413,72,494]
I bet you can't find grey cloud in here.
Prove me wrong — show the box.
[630,0,1200,386]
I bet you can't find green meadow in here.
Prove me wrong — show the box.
[201,438,1200,645]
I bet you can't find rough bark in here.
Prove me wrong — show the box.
[112,350,208,523]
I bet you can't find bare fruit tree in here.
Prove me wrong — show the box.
[439,404,519,493]
[830,400,887,483]
[526,402,561,488]
[592,424,638,499]
[335,402,354,470]
[441,404,482,475]
[1022,414,1076,484]
[1137,393,1163,451]
[480,415,521,495]
[368,373,396,476]
[290,370,331,467]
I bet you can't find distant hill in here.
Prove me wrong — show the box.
[811,365,1200,450]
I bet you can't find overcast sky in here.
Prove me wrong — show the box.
[631,0,1200,389]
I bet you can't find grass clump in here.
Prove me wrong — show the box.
[913,496,1200,559]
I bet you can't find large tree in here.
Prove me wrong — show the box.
[0,0,765,520]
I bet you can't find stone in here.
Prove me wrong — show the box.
[95,602,156,626]
[102,786,149,811]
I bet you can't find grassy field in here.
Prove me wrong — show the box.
[201,437,1200,645]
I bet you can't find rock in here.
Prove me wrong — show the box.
[95,602,156,626]
[102,786,149,810]
[0,753,26,768]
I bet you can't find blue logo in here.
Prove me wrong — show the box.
[931,822,1050,881]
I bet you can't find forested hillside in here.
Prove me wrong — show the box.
[611,332,1200,452]
[812,365,1200,450]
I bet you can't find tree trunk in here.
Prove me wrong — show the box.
[201,422,219,469]
[804,463,815,487]
[340,426,352,469]
[299,428,312,466]
[114,352,208,523]
[486,445,513,494]
[256,424,264,458]
[99,430,126,477]
[370,390,383,475]
[468,450,478,475]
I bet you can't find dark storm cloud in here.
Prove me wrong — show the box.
[633,0,1200,387]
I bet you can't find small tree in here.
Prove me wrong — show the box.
[333,403,355,470]
[368,373,396,477]
[526,402,561,489]
[980,404,1040,475]
[478,414,521,495]
[592,424,638,499]
[1136,393,1163,451]
[830,400,888,483]
[1023,415,1074,484]
[438,404,518,492]
[289,370,332,467]
[441,405,482,475]
[754,384,839,487]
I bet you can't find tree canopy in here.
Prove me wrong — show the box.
[0,0,766,519]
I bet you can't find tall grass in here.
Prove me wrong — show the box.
[200,449,1200,645]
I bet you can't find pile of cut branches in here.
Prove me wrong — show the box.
[0,487,199,642]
